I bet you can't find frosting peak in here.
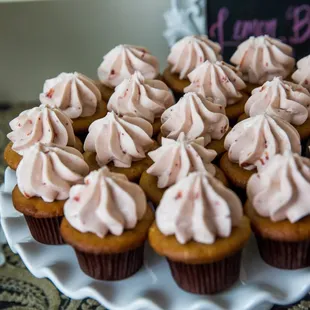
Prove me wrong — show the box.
[230,35,295,84]
[245,77,310,125]
[225,114,301,170]
[147,133,217,188]
[156,172,243,244]
[161,92,229,145]
[292,55,310,91]
[167,35,222,79]
[247,152,310,223]
[16,143,89,202]
[84,111,153,168]
[108,71,174,123]
[40,72,102,119]
[184,60,246,106]
[64,167,147,238]
[7,106,75,155]
[98,45,159,88]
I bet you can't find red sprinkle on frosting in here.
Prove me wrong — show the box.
[175,191,182,200]
[46,88,55,98]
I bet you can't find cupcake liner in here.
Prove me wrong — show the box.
[167,250,242,294]
[24,215,64,245]
[255,233,310,269]
[75,244,145,281]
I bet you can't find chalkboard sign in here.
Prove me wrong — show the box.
[206,0,310,61]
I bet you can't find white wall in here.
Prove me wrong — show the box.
[0,0,170,102]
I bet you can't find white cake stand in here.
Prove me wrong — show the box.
[1,167,310,310]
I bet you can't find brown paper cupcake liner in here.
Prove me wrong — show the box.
[75,244,145,281]
[24,215,64,245]
[255,234,310,269]
[167,250,242,294]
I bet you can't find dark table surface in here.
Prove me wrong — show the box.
[0,102,309,310]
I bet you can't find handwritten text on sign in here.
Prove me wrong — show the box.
[209,4,310,48]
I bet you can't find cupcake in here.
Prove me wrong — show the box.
[107,71,174,137]
[163,35,222,99]
[184,60,248,124]
[12,143,89,245]
[40,72,107,137]
[139,133,228,206]
[4,105,83,170]
[83,111,156,182]
[220,114,301,193]
[148,171,251,294]
[60,166,154,280]
[159,92,229,157]
[245,152,310,269]
[97,45,160,102]
[239,77,310,142]
[230,35,295,94]
[292,55,310,91]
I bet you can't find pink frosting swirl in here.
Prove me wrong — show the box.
[167,35,222,79]
[108,71,174,123]
[247,152,310,223]
[161,92,229,145]
[184,60,246,106]
[147,133,217,188]
[98,45,159,88]
[40,72,102,119]
[292,55,310,91]
[16,143,89,202]
[230,35,295,84]
[225,114,301,171]
[84,111,153,168]
[156,171,243,244]
[64,167,147,237]
[245,77,310,125]
[7,106,75,155]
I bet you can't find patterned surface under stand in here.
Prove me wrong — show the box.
[0,102,309,310]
